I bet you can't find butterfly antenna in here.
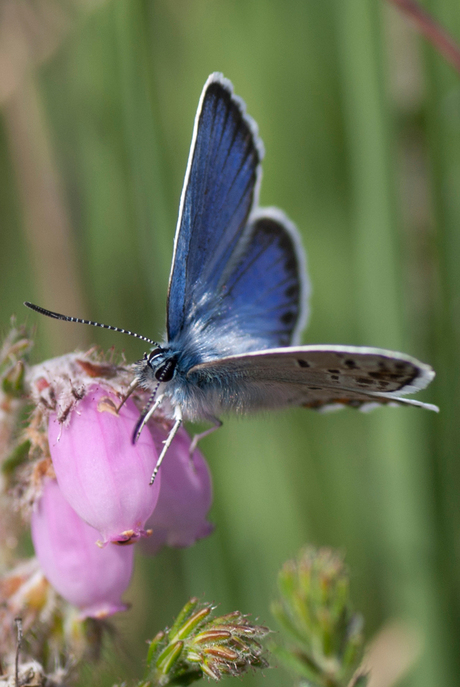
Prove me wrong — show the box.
[24,302,158,346]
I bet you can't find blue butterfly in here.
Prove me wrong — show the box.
[25,73,438,484]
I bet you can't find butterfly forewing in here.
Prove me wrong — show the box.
[167,73,262,341]
[186,346,437,413]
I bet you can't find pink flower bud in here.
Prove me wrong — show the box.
[48,385,161,545]
[142,425,213,554]
[31,479,134,618]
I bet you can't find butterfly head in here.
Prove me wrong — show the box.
[136,347,179,388]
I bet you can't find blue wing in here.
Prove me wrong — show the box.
[213,208,310,349]
[168,208,309,366]
[167,73,263,341]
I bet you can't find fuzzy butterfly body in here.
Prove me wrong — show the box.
[25,72,438,483]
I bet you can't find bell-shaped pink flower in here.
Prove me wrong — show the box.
[31,479,134,618]
[48,385,161,545]
[142,425,213,555]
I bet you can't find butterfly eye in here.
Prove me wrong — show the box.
[155,359,177,383]
[147,348,163,363]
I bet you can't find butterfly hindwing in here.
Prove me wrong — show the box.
[186,345,438,414]
[211,208,310,350]
[167,73,262,341]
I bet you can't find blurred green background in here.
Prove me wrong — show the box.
[1,1,460,685]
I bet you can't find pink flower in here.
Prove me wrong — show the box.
[48,385,161,545]
[142,425,213,555]
[31,479,134,618]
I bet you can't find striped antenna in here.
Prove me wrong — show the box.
[24,302,158,346]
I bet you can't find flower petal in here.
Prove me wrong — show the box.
[31,479,134,618]
[142,425,213,554]
[48,385,160,544]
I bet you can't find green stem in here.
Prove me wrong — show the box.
[387,0,460,73]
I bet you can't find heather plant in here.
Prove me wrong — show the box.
[0,321,216,683]
[271,548,367,687]
[0,321,375,687]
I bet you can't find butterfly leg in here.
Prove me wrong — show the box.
[149,407,183,485]
[133,392,165,443]
[189,419,222,456]
[117,377,140,412]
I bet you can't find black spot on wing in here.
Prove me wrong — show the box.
[356,377,374,386]
[280,311,296,326]
[285,284,299,299]
[284,256,297,272]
